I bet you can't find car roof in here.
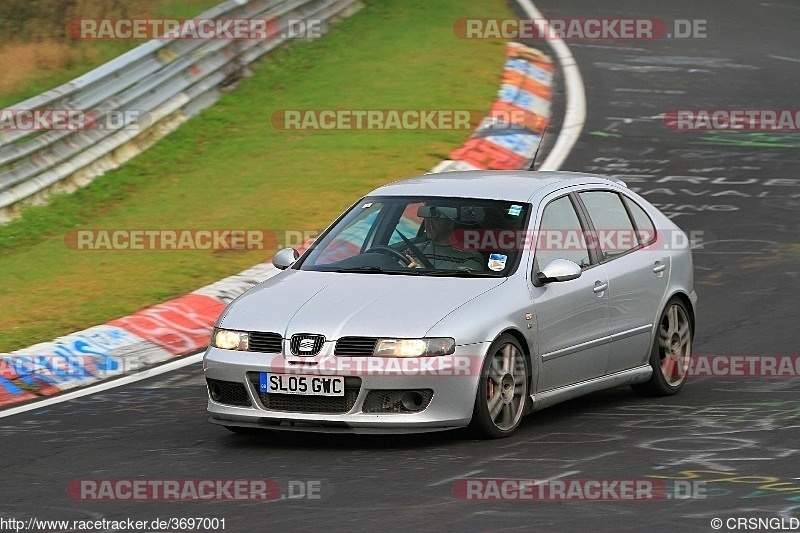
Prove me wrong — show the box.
[367,170,626,202]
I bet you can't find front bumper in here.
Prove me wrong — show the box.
[202,343,490,433]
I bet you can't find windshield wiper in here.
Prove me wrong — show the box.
[325,266,493,276]
[330,266,428,275]
[423,269,497,277]
[330,266,387,273]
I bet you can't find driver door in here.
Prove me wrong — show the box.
[528,194,611,391]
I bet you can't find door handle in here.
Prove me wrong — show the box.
[653,262,667,273]
[593,282,608,293]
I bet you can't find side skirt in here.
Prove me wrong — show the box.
[530,365,653,412]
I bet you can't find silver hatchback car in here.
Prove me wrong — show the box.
[203,171,697,438]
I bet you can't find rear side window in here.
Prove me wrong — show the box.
[623,196,657,246]
[578,191,636,261]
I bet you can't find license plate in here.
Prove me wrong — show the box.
[259,373,345,396]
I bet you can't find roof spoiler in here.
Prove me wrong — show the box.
[598,175,628,188]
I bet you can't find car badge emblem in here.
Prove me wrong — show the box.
[299,339,315,352]
[291,334,325,356]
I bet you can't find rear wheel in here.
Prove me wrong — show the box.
[469,334,530,439]
[632,298,693,396]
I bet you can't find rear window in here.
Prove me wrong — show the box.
[578,191,637,260]
[623,196,657,246]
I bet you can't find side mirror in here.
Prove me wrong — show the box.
[273,247,299,270]
[537,259,582,284]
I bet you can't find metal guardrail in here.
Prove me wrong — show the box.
[0,0,361,223]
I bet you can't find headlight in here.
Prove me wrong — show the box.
[210,328,249,351]
[374,338,455,357]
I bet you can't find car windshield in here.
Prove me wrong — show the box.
[298,196,531,277]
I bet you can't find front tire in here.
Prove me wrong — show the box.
[632,298,693,396]
[469,334,530,439]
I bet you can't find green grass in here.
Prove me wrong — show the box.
[0,0,513,351]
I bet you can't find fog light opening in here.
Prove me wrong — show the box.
[209,382,223,402]
[401,391,425,412]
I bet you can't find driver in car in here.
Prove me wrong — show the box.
[403,206,484,271]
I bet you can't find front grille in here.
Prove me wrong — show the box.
[250,375,362,413]
[206,379,252,407]
[362,389,434,413]
[335,336,378,356]
[248,331,283,353]
[290,334,325,356]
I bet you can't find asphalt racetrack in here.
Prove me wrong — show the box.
[2,0,799,531]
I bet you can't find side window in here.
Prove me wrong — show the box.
[388,202,425,244]
[314,203,382,264]
[535,196,591,270]
[623,196,657,246]
[578,191,636,260]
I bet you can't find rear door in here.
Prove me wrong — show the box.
[575,189,668,373]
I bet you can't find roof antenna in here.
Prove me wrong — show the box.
[527,125,548,171]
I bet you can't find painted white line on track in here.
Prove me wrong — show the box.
[769,54,800,64]
[428,470,486,487]
[518,0,586,171]
[0,353,203,419]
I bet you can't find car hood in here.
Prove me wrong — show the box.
[218,269,506,339]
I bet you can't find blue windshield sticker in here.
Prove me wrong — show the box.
[488,253,508,271]
[508,205,522,216]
